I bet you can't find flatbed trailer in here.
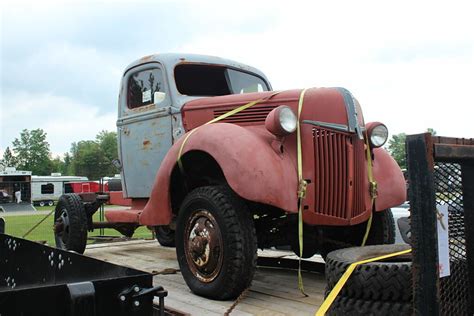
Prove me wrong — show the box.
[86,240,326,315]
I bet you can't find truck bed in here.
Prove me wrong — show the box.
[86,240,326,315]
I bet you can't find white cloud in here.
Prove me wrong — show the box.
[1,92,116,156]
[176,0,474,139]
[1,0,474,161]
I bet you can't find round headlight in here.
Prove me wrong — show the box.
[265,105,297,136]
[369,124,389,147]
[279,107,297,133]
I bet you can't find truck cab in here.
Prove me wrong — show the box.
[117,54,271,198]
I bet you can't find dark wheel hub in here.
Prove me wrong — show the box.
[54,209,70,246]
[184,210,223,283]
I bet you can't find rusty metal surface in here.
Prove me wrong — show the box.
[117,54,404,228]
[434,143,474,162]
[406,133,439,316]
[139,123,298,227]
[372,147,407,211]
[408,133,474,315]
[184,210,223,283]
[140,87,404,227]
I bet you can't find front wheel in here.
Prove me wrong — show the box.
[176,186,257,300]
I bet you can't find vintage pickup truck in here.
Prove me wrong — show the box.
[53,53,406,300]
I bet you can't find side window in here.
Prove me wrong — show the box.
[41,183,54,194]
[127,68,166,109]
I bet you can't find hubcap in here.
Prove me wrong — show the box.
[184,210,223,283]
[54,209,70,247]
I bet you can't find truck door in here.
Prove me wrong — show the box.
[117,64,172,198]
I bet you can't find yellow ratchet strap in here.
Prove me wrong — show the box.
[177,91,281,172]
[296,88,308,297]
[315,248,412,316]
[361,130,377,246]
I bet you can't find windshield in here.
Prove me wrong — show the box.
[174,64,269,96]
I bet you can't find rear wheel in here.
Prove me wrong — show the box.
[176,186,257,300]
[154,225,175,247]
[39,201,45,207]
[53,194,88,254]
[48,200,54,207]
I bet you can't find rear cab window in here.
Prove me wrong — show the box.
[127,67,167,109]
[174,64,269,96]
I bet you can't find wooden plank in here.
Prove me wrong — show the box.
[85,241,326,315]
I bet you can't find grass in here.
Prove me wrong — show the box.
[3,207,154,246]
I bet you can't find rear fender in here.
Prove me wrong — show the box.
[139,123,298,226]
[372,148,407,211]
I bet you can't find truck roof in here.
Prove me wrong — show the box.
[123,53,269,83]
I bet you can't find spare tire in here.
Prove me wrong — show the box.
[327,297,412,316]
[325,244,412,302]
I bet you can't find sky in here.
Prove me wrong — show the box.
[1,0,473,158]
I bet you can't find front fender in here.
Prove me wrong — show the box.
[139,123,298,226]
[372,147,407,211]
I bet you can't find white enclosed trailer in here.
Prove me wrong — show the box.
[31,174,88,206]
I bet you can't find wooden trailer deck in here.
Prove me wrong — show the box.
[86,240,327,315]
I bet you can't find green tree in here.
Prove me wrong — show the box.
[96,130,118,176]
[426,128,437,136]
[388,133,407,169]
[63,153,74,175]
[50,156,65,174]
[1,146,17,167]
[12,129,52,175]
[70,140,104,180]
[68,130,118,179]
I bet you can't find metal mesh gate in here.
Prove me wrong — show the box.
[407,134,474,316]
[435,162,470,315]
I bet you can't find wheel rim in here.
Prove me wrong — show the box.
[39,202,45,207]
[48,201,54,206]
[54,208,70,248]
[184,209,223,283]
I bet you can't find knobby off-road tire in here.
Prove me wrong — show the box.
[320,209,396,260]
[325,244,412,302]
[154,225,175,247]
[327,296,412,316]
[176,186,257,300]
[54,194,88,254]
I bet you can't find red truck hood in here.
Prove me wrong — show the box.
[181,88,365,132]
